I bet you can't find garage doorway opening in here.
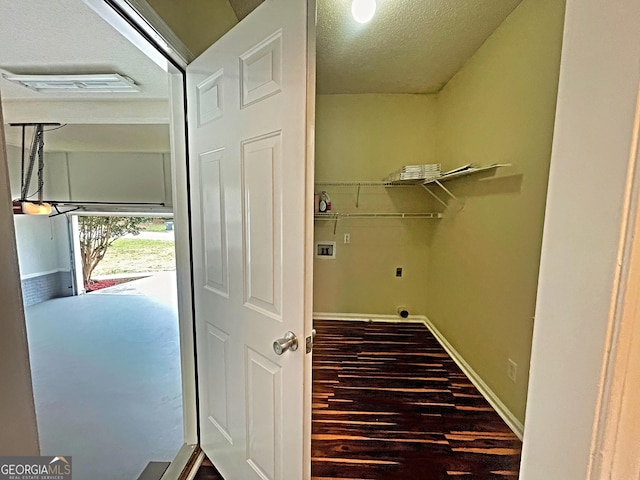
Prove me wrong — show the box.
[75,215,177,294]
[22,213,183,479]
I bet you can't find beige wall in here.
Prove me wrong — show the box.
[314,0,566,424]
[313,94,439,315]
[146,0,238,57]
[427,0,566,423]
[0,98,39,455]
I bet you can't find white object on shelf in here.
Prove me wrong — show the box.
[424,163,510,184]
[318,190,331,212]
[384,163,442,183]
[421,163,511,206]
[380,163,510,186]
[377,163,511,207]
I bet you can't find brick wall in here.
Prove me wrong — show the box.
[21,271,74,307]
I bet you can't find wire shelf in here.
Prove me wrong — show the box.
[315,181,414,187]
[314,212,442,219]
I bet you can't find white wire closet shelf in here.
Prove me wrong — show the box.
[315,163,510,208]
[314,212,442,219]
[418,163,511,207]
[314,211,442,234]
[313,164,509,229]
[314,181,423,209]
[315,163,510,187]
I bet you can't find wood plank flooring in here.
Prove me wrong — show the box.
[196,319,522,479]
[193,457,224,480]
[311,320,522,479]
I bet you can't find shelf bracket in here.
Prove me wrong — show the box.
[421,184,448,208]
[433,180,457,200]
[355,183,361,208]
[333,217,339,235]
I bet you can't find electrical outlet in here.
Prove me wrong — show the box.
[507,359,517,383]
[343,233,350,244]
[396,267,403,277]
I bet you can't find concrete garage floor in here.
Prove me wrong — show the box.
[25,272,183,480]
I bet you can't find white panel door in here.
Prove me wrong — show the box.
[186,1,313,478]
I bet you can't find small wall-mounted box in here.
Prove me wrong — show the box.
[315,241,336,259]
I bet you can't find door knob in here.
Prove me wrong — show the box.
[273,331,298,355]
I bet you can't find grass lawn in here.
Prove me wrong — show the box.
[93,238,176,276]
[144,221,172,232]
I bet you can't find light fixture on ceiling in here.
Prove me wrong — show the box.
[352,0,376,23]
[2,73,140,93]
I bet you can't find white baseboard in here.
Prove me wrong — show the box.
[422,317,525,439]
[312,311,524,440]
[313,312,427,323]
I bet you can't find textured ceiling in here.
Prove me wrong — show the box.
[0,0,169,101]
[0,0,524,119]
[317,0,522,94]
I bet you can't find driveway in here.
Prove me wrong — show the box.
[91,270,177,307]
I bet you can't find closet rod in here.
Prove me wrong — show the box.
[314,212,442,219]
[315,181,415,187]
[315,212,442,234]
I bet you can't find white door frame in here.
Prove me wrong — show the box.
[62,0,640,478]
[587,91,640,478]
[0,93,40,456]
[166,71,199,446]
[520,0,640,478]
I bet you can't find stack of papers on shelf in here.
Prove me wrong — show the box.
[440,163,478,178]
[384,164,441,183]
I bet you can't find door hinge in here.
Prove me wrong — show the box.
[305,329,317,354]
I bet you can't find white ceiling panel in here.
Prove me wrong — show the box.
[0,0,168,102]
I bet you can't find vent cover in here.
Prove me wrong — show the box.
[2,73,140,93]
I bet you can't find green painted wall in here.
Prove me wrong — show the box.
[428,0,566,423]
[314,94,439,315]
[313,0,566,424]
[147,0,238,56]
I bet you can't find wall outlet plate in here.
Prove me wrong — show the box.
[315,241,336,259]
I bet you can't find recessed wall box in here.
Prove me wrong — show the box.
[315,241,336,259]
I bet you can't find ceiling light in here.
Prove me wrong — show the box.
[352,0,376,23]
[2,73,140,93]
[20,202,52,216]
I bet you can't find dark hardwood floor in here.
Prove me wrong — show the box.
[195,319,522,479]
[312,320,522,479]
[193,457,224,480]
